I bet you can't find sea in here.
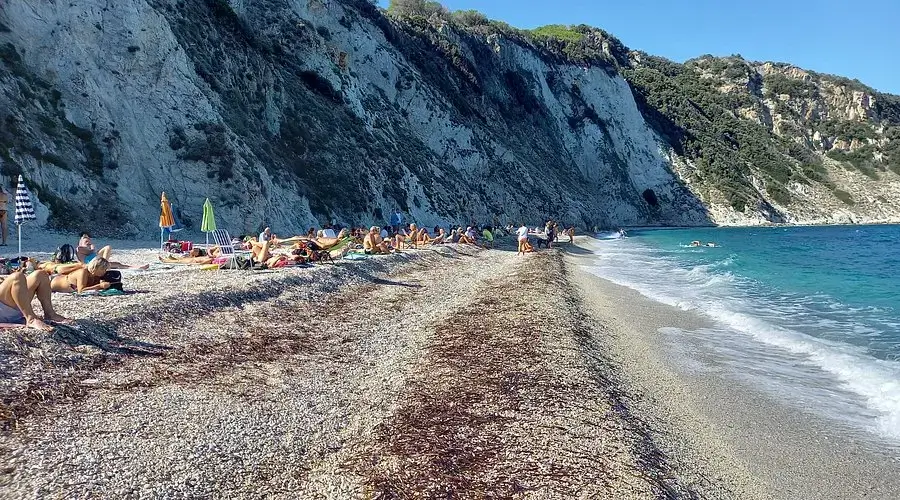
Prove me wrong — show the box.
[584,225,900,447]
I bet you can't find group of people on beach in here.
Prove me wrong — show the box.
[515,220,575,255]
[0,216,575,332]
[0,233,147,331]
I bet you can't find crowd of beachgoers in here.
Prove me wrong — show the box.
[0,219,575,333]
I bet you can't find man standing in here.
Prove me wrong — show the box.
[389,210,403,232]
[0,184,8,246]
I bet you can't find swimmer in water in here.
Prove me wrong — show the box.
[690,240,702,247]
[706,242,717,247]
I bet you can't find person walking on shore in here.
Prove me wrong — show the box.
[516,223,528,255]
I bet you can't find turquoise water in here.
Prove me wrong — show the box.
[585,225,900,444]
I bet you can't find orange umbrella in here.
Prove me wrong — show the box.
[159,192,175,248]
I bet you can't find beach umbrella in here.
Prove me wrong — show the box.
[14,175,36,255]
[159,192,174,249]
[201,198,217,248]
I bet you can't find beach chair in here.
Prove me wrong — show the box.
[212,229,245,270]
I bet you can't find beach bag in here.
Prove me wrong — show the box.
[163,241,183,253]
[53,244,76,263]
[101,270,124,291]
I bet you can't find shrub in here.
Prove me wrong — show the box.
[530,25,584,43]
[449,9,488,27]
[833,189,855,205]
[387,0,448,19]
[763,73,816,98]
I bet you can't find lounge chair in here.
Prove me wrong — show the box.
[211,229,247,270]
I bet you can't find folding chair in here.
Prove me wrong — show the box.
[212,229,243,269]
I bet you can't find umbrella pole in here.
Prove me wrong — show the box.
[206,232,209,250]
[17,224,21,256]
[160,228,164,250]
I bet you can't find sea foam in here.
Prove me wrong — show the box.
[583,238,900,443]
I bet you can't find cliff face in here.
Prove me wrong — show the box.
[0,1,897,236]
[636,55,900,225]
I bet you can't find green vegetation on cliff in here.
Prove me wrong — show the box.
[387,0,900,215]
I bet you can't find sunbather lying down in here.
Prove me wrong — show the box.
[159,247,221,265]
[50,257,118,294]
[0,269,70,331]
[77,233,149,270]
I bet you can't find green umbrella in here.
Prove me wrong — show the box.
[201,198,217,248]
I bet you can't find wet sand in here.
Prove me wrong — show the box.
[565,245,900,500]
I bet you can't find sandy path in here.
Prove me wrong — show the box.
[1,248,704,499]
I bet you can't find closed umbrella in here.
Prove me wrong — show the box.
[200,198,217,248]
[14,175,36,255]
[159,192,174,249]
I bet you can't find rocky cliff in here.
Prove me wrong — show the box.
[0,0,898,236]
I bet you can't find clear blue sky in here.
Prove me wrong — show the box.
[378,0,899,94]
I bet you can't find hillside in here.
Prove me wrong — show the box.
[0,0,898,236]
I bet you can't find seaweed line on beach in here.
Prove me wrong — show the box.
[346,250,706,498]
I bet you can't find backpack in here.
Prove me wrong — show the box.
[100,270,124,291]
[53,244,76,263]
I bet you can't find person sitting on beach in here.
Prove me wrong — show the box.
[50,257,115,294]
[431,228,447,245]
[76,233,147,270]
[392,224,415,249]
[364,226,392,254]
[457,227,477,246]
[415,227,432,245]
[259,227,275,243]
[0,269,70,331]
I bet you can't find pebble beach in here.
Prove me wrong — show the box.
[1,234,894,498]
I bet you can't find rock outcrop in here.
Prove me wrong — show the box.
[0,1,898,235]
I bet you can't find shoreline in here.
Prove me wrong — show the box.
[564,244,900,499]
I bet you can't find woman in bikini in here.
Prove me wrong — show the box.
[50,258,114,294]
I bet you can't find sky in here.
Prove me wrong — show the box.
[378,0,900,94]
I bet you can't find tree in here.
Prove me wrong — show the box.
[450,9,488,27]
[387,0,447,19]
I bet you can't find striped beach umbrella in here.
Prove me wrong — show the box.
[14,175,36,255]
[201,198,216,248]
[159,192,174,249]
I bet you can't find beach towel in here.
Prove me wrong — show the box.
[74,288,125,297]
